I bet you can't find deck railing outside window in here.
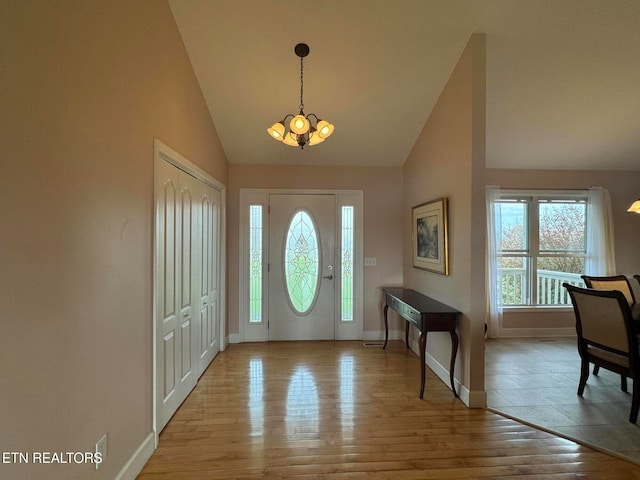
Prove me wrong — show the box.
[500,268,583,306]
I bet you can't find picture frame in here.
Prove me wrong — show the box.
[412,197,449,275]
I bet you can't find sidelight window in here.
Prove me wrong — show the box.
[341,206,354,322]
[249,205,263,323]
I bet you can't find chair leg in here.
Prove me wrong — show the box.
[621,375,628,393]
[630,375,639,424]
[593,365,599,376]
[578,359,589,396]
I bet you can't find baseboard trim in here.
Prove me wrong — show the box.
[464,388,488,408]
[497,327,575,338]
[362,329,403,342]
[228,333,242,344]
[115,432,155,480]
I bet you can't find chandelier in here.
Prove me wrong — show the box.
[267,43,334,149]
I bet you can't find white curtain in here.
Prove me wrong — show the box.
[586,187,616,275]
[486,186,502,338]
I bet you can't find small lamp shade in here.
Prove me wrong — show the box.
[267,122,285,141]
[627,199,640,213]
[316,120,334,139]
[289,115,310,135]
[308,132,325,146]
[282,132,299,147]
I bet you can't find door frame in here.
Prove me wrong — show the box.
[238,188,364,343]
[152,139,227,444]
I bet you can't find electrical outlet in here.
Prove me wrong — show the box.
[95,433,107,470]
[364,257,377,266]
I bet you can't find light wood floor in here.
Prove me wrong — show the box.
[138,341,640,479]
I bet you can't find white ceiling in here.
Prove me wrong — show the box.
[169,0,640,170]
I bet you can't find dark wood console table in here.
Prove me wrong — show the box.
[382,287,460,399]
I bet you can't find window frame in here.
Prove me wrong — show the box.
[495,190,588,308]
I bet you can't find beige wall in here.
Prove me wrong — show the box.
[0,1,227,479]
[227,164,404,338]
[401,35,487,406]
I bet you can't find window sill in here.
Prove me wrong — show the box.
[503,305,573,314]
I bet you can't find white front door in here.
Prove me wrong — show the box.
[268,194,336,340]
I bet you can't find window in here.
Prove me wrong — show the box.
[284,210,320,314]
[249,205,263,322]
[495,193,587,306]
[341,206,354,322]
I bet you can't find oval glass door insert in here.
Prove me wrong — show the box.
[284,210,320,314]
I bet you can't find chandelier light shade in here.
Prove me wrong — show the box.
[627,199,640,213]
[267,43,334,149]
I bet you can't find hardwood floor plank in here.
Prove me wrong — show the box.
[138,341,640,479]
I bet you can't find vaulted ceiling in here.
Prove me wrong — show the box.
[169,0,640,170]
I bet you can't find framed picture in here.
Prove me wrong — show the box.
[412,197,449,274]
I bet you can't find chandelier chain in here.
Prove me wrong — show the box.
[299,56,304,112]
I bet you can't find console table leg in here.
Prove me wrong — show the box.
[383,304,389,349]
[405,322,410,349]
[419,331,427,399]
[449,331,459,398]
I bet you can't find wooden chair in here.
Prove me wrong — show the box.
[563,283,639,423]
[582,275,639,376]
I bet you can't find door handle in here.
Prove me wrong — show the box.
[323,275,334,280]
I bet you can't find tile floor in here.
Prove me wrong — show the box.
[485,337,640,464]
